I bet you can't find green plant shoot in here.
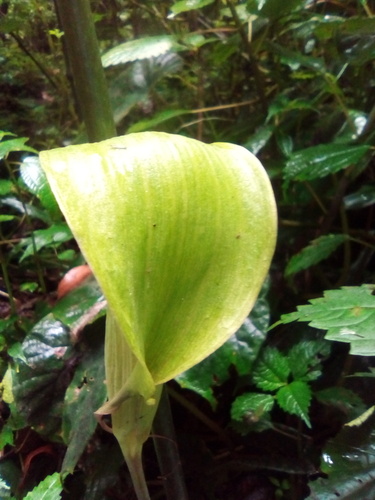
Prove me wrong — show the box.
[39,132,277,498]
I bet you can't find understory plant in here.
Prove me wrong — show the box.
[39,132,277,499]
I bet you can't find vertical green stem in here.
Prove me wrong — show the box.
[152,386,189,500]
[54,0,116,141]
[124,448,152,500]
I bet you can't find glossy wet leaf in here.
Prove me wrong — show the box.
[285,234,348,276]
[308,428,375,499]
[102,36,184,67]
[61,323,106,477]
[276,380,312,427]
[284,144,370,181]
[20,156,61,219]
[344,185,375,210]
[279,285,375,355]
[9,314,73,435]
[52,275,105,329]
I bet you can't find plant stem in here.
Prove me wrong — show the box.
[53,0,116,141]
[226,0,267,114]
[125,448,152,500]
[152,385,189,500]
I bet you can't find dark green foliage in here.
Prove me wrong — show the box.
[1,0,375,498]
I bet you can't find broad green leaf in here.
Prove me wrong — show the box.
[253,347,290,391]
[285,234,348,277]
[276,380,312,427]
[61,325,106,477]
[169,0,215,17]
[253,0,305,19]
[40,132,277,391]
[279,285,375,355]
[9,314,73,435]
[307,428,375,499]
[23,472,62,500]
[102,36,185,67]
[283,144,370,181]
[267,41,324,71]
[314,16,375,40]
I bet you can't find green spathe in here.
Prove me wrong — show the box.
[40,132,277,398]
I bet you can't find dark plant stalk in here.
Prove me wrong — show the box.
[152,386,189,500]
[54,0,116,141]
[226,0,267,114]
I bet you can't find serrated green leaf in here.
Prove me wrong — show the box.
[287,339,331,381]
[279,285,375,356]
[284,144,370,181]
[285,234,348,276]
[276,380,312,427]
[231,392,274,422]
[102,36,185,67]
[23,472,62,500]
[253,347,290,391]
[169,0,215,17]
